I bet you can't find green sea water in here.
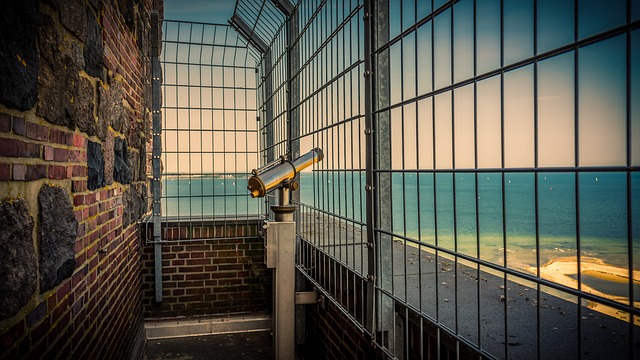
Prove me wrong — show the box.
[163,170,640,297]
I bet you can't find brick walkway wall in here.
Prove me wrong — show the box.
[0,0,160,358]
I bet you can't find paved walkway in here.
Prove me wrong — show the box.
[144,331,274,360]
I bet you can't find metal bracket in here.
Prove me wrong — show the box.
[295,291,318,305]
[271,0,295,17]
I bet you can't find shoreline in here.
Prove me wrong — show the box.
[530,256,640,323]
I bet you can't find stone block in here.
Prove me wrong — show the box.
[104,132,115,185]
[36,12,83,128]
[74,77,96,137]
[0,199,37,320]
[122,184,145,228]
[0,2,39,110]
[58,0,88,39]
[128,150,139,183]
[104,132,114,185]
[38,185,78,293]
[99,81,125,133]
[138,145,146,181]
[114,137,132,184]
[84,7,104,79]
[87,140,104,190]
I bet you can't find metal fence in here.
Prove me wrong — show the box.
[158,20,262,224]
[158,0,640,358]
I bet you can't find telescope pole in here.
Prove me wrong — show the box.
[268,184,297,360]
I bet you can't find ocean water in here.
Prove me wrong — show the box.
[163,171,640,289]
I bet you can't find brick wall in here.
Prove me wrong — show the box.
[297,295,381,360]
[141,220,271,319]
[0,0,160,359]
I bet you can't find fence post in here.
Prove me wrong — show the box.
[150,9,163,303]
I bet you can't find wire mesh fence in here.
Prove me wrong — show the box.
[155,0,640,358]
[161,20,260,222]
[157,20,263,235]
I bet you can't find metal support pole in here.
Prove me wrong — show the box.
[372,0,394,347]
[150,10,163,303]
[363,0,376,333]
[265,185,297,360]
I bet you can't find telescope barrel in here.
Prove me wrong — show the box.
[247,148,324,198]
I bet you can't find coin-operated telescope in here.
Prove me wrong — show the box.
[247,148,323,221]
[247,148,323,360]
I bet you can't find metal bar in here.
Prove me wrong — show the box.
[363,0,375,333]
[373,0,394,346]
[151,10,163,303]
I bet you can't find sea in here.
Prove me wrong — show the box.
[163,170,640,297]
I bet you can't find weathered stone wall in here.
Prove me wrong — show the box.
[0,0,161,358]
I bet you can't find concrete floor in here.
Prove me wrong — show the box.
[144,331,274,360]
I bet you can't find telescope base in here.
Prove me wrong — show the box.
[271,205,296,222]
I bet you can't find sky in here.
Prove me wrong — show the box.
[160,0,638,175]
[164,0,236,24]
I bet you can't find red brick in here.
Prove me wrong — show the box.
[186,258,210,266]
[73,134,85,147]
[0,319,25,350]
[47,294,57,312]
[178,266,204,273]
[69,149,86,162]
[43,146,54,161]
[13,163,26,181]
[56,281,71,301]
[0,163,10,180]
[71,166,87,177]
[25,164,47,181]
[53,148,69,162]
[72,180,87,192]
[48,165,67,179]
[185,273,209,280]
[0,138,40,158]
[26,122,49,141]
[49,129,67,145]
[12,117,25,135]
[0,113,10,132]
[74,195,85,206]
[26,301,48,328]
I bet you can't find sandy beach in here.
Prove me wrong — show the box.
[530,256,640,323]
